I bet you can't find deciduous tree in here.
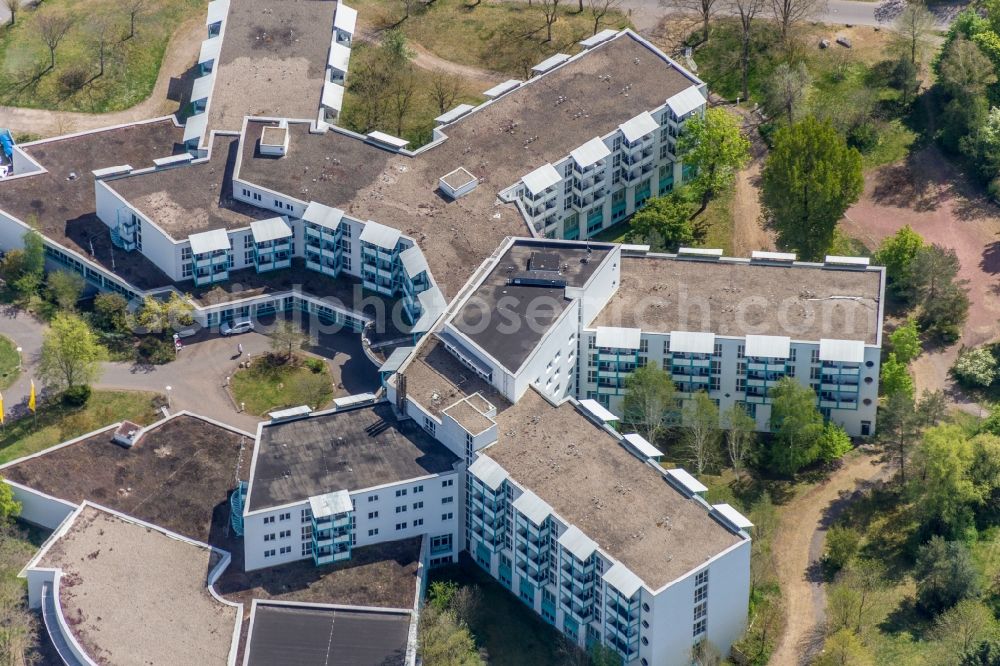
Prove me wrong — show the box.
[123,0,146,40]
[39,313,106,391]
[540,0,560,42]
[939,37,998,99]
[914,536,981,614]
[880,352,914,399]
[35,9,74,71]
[677,107,750,213]
[814,629,874,666]
[626,192,696,251]
[723,403,756,480]
[587,0,620,34]
[895,0,936,65]
[911,426,979,540]
[889,318,921,364]
[731,0,764,101]
[763,62,811,125]
[768,377,824,475]
[428,70,462,114]
[682,391,721,474]
[3,0,18,26]
[761,117,863,261]
[622,364,677,443]
[878,391,920,484]
[270,320,309,361]
[771,0,824,42]
[47,270,84,311]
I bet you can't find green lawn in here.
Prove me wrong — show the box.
[231,353,334,416]
[0,335,21,391]
[429,559,579,665]
[0,390,161,464]
[0,0,201,113]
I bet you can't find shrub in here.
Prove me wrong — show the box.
[953,346,998,388]
[847,122,880,153]
[137,336,174,365]
[58,65,90,94]
[305,358,326,374]
[914,536,981,615]
[62,384,91,406]
[823,525,861,576]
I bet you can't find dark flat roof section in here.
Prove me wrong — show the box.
[247,402,460,511]
[452,241,613,372]
[246,604,410,666]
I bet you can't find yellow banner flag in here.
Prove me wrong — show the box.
[28,380,36,413]
[0,391,5,425]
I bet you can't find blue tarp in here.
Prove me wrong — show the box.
[0,130,13,160]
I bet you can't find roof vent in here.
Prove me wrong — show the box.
[824,255,870,270]
[260,124,289,157]
[751,250,796,264]
[112,421,143,448]
[677,247,723,261]
[439,167,478,200]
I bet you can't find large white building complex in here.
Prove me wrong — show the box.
[0,0,887,663]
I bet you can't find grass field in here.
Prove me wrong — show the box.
[0,0,201,112]
[0,390,161,464]
[429,558,577,664]
[230,353,334,416]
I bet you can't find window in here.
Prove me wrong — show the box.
[694,602,707,620]
[368,494,379,502]
[264,549,276,558]
[413,501,424,510]
[301,525,312,539]
[442,512,454,521]
[442,478,454,488]
[368,528,379,536]
[442,496,454,505]
[279,546,292,555]
[264,533,275,541]
[395,488,407,497]
[264,516,275,524]
[396,505,407,514]
[693,619,707,636]
[396,522,407,531]
[695,570,709,586]
[368,511,378,519]
[301,542,311,556]
[279,530,291,539]
[279,512,291,521]
[414,518,424,527]
[414,485,424,493]
[641,637,649,646]
[301,509,311,522]
[423,416,436,435]
[694,585,708,603]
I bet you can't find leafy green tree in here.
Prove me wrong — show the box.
[933,598,996,657]
[761,117,863,261]
[960,106,1000,183]
[588,644,624,666]
[917,389,948,429]
[4,229,46,301]
[953,347,998,388]
[890,56,919,105]
[813,629,874,666]
[418,605,483,665]
[880,352,914,399]
[895,0,936,65]
[914,536,982,614]
[627,192,696,251]
[682,391,720,475]
[47,270,84,311]
[677,107,750,213]
[969,433,1000,525]
[0,482,21,525]
[136,293,194,335]
[622,364,677,443]
[38,313,107,391]
[920,279,970,342]
[270,320,309,361]
[768,377,824,475]
[723,403,757,480]
[826,558,889,637]
[763,62,811,125]
[92,293,130,333]
[878,391,920,484]
[939,37,998,100]
[911,425,979,539]
[823,525,861,575]
[889,319,921,364]
[819,422,852,463]
[961,639,1000,665]
[873,225,924,296]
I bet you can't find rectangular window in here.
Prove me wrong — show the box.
[279,546,292,555]
[694,602,707,620]
[414,518,424,527]
[396,522,407,531]
[279,530,291,539]
[414,485,424,493]
[264,549,276,558]
[369,528,379,536]
[442,496,454,505]
[413,501,424,510]
[442,512,453,521]
[442,478,454,488]
[264,533,275,541]
[395,489,407,497]
[693,619,707,636]
[368,511,378,519]
[368,495,378,502]
[396,505,407,514]
[264,516,275,524]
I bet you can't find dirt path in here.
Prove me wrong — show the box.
[355,28,505,87]
[724,104,775,255]
[770,451,887,666]
[0,13,206,138]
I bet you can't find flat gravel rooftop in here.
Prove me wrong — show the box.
[247,402,460,511]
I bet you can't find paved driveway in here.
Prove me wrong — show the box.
[0,306,45,410]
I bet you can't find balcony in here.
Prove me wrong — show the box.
[822,382,859,392]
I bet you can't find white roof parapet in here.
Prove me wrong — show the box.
[595,326,641,350]
[358,220,402,250]
[483,79,521,99]
[188,228,231,255]
[623,433,663,460]
[666,468,708,495]
[333,3,358,34]
[268,405,312,421]
[571,137,612,168]
[191,73,215,101]
[578,398,618,423]
[603,562,644,598]
[93,165,134,178]
[468,455,508,491]
[380,346,414,374]
[669,330,715,354]
[199,36,222,64]
[322,83,345,112]
[666,85,707,118]
[712,503,754,530]
[366,130,409,149]
[619,111,659,143]
[333,392,377,408]
[328,42,351,72]
[153,154,194,168]
[521,163,561,195]
[183,113,207,144]
[825,255,870,267]
[558,525,598,561]
[580,29,619,49]
[512,489,552,526]
[302,201,344,230]
[677,247,723,259]
[744,334,791,359]
[434,104,475,125]
[819,338,865,364]
[399,245,429,278]
[309,490,353,518]
[206,0,228,25]
[751,250,796,262]
[532,53,571,74]
[250,217,292,244]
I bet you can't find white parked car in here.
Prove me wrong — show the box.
[220,319,254,336]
